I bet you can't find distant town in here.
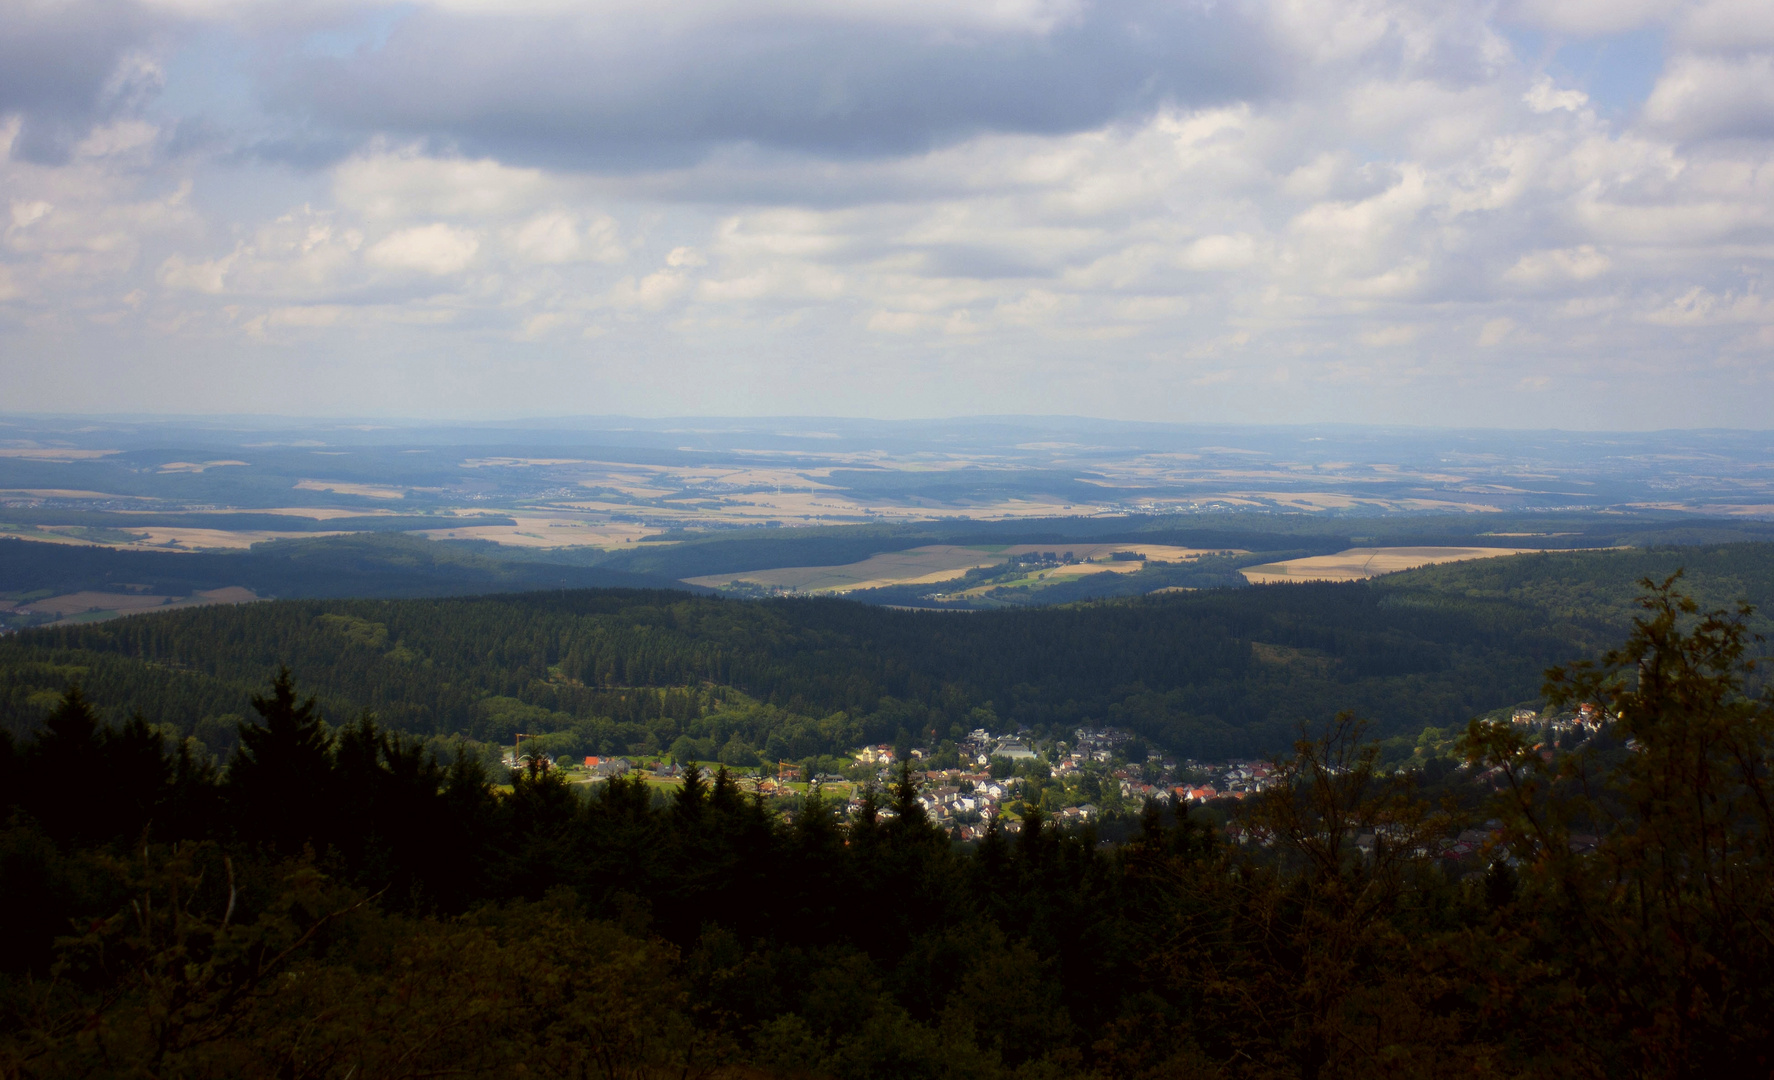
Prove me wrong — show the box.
[510,723,1280,841]
[509,703,1627,867]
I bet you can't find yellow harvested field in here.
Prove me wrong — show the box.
[1628,501,1774,517]
[420,517,659,548]
[0,489,153,499]
[191,586,260,604]
[684,542,1240,593]
[1241,546,1542,584]
[0,448,118,460]
[16,591,180,616]
[17,586,261,620]
[123,527,351,550]
[685,545,1001,592]
[157,460,249,473]
[202,506,399,520]
[294,480,406,499]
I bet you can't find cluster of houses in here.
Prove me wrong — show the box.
[1509,704,1610,735]
[1166,760,1277,804]
[501,753,635,779]
[836,770,1022,830]
[853,745,898,766]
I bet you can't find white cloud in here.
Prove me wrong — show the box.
[1505,0,1680,36]
[1642,286,1774,325]
[1478,317,1515,345]
[1360,324,1418,347]
[1674,0,1774,50]
[10,201,52,229]
[1179,234,1259,271]
[508,212,628,264]
[1523,78,1589,114]
[866,309,936,333]
[1504,246,1613,286]
[403,0,1087,34]
[604,265,692,310]
[158,251,233,293]
[366,223,480,274]
[334,150,560,220]
[4,0,1774,426]
[1643,53,1774,141]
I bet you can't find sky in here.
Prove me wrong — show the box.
[1,0,1772,428]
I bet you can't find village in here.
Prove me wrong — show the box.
[512,724,1282,842]
[505,703,1630,872]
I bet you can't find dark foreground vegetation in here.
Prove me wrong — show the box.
[3,576,1774,1077]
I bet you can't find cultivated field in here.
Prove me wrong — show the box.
[1240,546,1542,584]
[684,545,1001,592]
[5,586,261,624]
[420,516,659,548]
[293,480,408,499]
[684,543,1237,594]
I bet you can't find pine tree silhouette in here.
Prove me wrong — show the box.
[20,687,105,842]
[229,668,335,852]
[14,688,173,846]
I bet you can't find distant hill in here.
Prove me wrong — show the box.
[0,534,700,609]
[7,542,1772,761]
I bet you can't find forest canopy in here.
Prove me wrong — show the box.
[4,543,1774,762]
[3,573,1772,1077]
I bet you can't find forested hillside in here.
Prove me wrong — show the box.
[4,580,1773,1077]
[6,543,1771,761]
[0,534,695,601]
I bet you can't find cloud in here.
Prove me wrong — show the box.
[333,149,561,219]
[1504,0,1681,36]
[0,1,162,162]
[507,212,627,265]
[1643,53,1774,140]
[1523,78,1589,114]
[1641,286,1774,325]
[1360,324,1418,347]
[1674,0,1774,51]
[1503,246,1613,286]
[3,0,1774,427]
[1478,316,1516,345]
[265,0,1279,166]
[366,223,480,274]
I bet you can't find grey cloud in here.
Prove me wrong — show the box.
[1642,53,1774,142]
[265,1,1283,168]
[0,1,162,162]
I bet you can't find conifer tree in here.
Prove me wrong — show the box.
[888,761,930,840]
[99,712,173,839]
[21,688,170,845]
[20,687,104,842]
[0,729,16,819]
[30,685,101,767]
[229,668,335,852]
[673,756,708,827]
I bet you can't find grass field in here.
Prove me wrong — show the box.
[1240,546,1543,584]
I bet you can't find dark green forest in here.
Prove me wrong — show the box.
[7,544,1774,764]
[4,575,1774,1078]
[0,535,695,602]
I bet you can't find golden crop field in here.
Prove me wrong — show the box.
[684,545,1002,592]
[1240,546,1542,584]
[8,586,261,623]
[685,542,1242,594]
